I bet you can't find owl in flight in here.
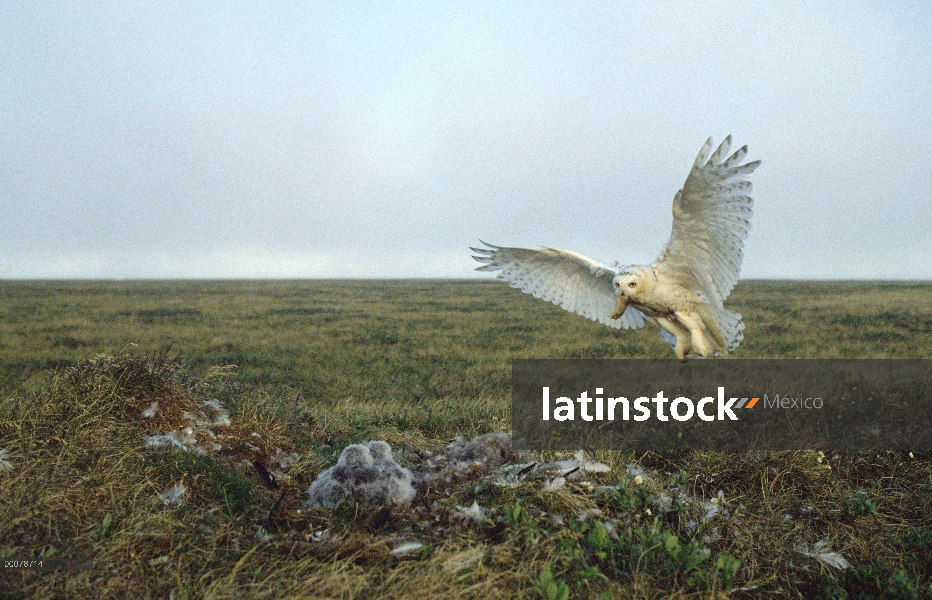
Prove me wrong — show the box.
[472,136,760,359]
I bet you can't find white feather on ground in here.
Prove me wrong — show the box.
[158,481,187,506]
[796,539,852,570]
[390,541,424,556]
[0,449,12,471]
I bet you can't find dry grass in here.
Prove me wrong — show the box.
[1,280,931,598]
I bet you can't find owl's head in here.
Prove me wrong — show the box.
[612,266,652,299]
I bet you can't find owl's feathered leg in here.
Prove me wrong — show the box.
[673,305,725,357]
[654,315,692,360]
[698,305,726,351]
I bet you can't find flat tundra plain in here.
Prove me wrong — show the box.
[3,279,931,400]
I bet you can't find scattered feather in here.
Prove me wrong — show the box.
[454,501,486,523]
[540,477,566,494]
[655,492,674,513]
[490,462,537,488]
[253,526,273,543]
[145,433,191,451]
[443,432,513,471]
[158,481,187,506]
[537,452,608,479]
[142,402,158,418]
[0,449,12,471]
[574,451,611,473]
[275,449,301,470]
[203,399,224,411]
[391,541,424,556]
[442,548,484,573]
[547,513,565,527]
[537,458,578,476]
[201,399,231,427]
[578,509,604,521]
[310,529,330,543]
[702,491,726,522]
[600,520,619,540]
[796,539,851,570]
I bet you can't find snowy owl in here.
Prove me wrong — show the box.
[472,136,760,359]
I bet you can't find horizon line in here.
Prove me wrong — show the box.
[1,277,931,284]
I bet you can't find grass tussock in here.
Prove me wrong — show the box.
[0,350,297,597]
[0,349,930,598]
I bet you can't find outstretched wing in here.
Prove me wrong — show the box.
[653,136,760,307]
[471,242,646,329]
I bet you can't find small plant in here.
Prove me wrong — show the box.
[536,563,570,600]
[669,470,690,488]
[173,584,192,600]
[167,450,256,517]
[632,484,653,510]
[894,527,932,574]
[885,569,918,600]
[91,513,113,542]
[504,503,524,527]
[576,564,600,581]
[821,584,848,600]
[837,563,922,599]
[585,521,610,552]
[554,537,585,570]
[610,479,633,510]
[894,527,932,551]
[715,553,740,591]
[842,491,877,517]
[662,531,681,560]
[504,502,539,543]
[680,543,711,572]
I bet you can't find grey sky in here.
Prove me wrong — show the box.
[2,2,930,279]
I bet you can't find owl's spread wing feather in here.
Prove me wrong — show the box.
[653,136,760,307]
[471,242,646,329]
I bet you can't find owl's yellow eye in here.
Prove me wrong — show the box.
[628,282,636,288]
[614,282,620,288]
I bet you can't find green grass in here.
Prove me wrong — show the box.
[1,279,931,598]
[2,279,931,401]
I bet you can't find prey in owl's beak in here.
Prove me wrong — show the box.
[609,294,628,320]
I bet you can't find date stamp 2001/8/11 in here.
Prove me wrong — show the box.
[2,558,93,571]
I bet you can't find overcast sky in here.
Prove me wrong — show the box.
[2,1,930,279]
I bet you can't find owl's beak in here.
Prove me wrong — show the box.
[609,294,628,320]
